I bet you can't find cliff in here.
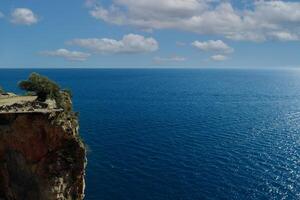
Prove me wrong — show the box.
[0,93,86,200]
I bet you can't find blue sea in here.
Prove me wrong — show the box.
[1,69,300,200]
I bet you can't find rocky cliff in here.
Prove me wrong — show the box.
[0,93,86,200]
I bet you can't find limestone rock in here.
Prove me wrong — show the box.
[0,101,86,199]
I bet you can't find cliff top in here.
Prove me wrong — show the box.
[0,74,86,199]
[0,93,63,114]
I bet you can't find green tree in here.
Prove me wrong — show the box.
[18,73,60,101]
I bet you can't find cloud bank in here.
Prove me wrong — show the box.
[87,0,300,42]
[68,34,158,54]
[211,54,228,61]
[41,49,91,61]
[192,40,233,54]
[153,56,186,63]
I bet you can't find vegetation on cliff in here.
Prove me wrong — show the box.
[18,73,72,111]
[19,72,60,101]
[0,73,86,199]
[1,73,80,138]
[18,73,80,138]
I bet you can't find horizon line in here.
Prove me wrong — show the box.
[0,67,300,70]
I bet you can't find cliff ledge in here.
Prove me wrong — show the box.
[0,92,86,200]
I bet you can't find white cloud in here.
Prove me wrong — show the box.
[68,34,158,54]
[192,40,233,53]
[11,8,38,25]
[211,54,228,61]
[87,0,300,42]
[41,49,91,61]
[0,11,4,18]
[153,56,186,63]
[268,31,299,41]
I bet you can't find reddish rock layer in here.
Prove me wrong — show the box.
[0,113,86,200]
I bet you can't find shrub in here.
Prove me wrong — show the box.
[18,72,77,124]
[18,73,60,102]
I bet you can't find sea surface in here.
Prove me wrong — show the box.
[1,69,300,200]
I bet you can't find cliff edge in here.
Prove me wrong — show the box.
[0,74,86,200]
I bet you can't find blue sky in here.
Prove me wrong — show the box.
[1,0,300,68]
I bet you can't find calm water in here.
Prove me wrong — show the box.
[1,69,300,199]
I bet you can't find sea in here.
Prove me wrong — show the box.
[1,69,300,200]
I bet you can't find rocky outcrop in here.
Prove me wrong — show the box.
[0,95,86,199]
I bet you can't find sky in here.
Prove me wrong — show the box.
[1,0,300,68]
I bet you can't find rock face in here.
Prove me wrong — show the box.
[0,106,86,199]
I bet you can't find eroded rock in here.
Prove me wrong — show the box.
[0,97,86,200]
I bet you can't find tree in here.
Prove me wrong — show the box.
[18,73,61,101]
